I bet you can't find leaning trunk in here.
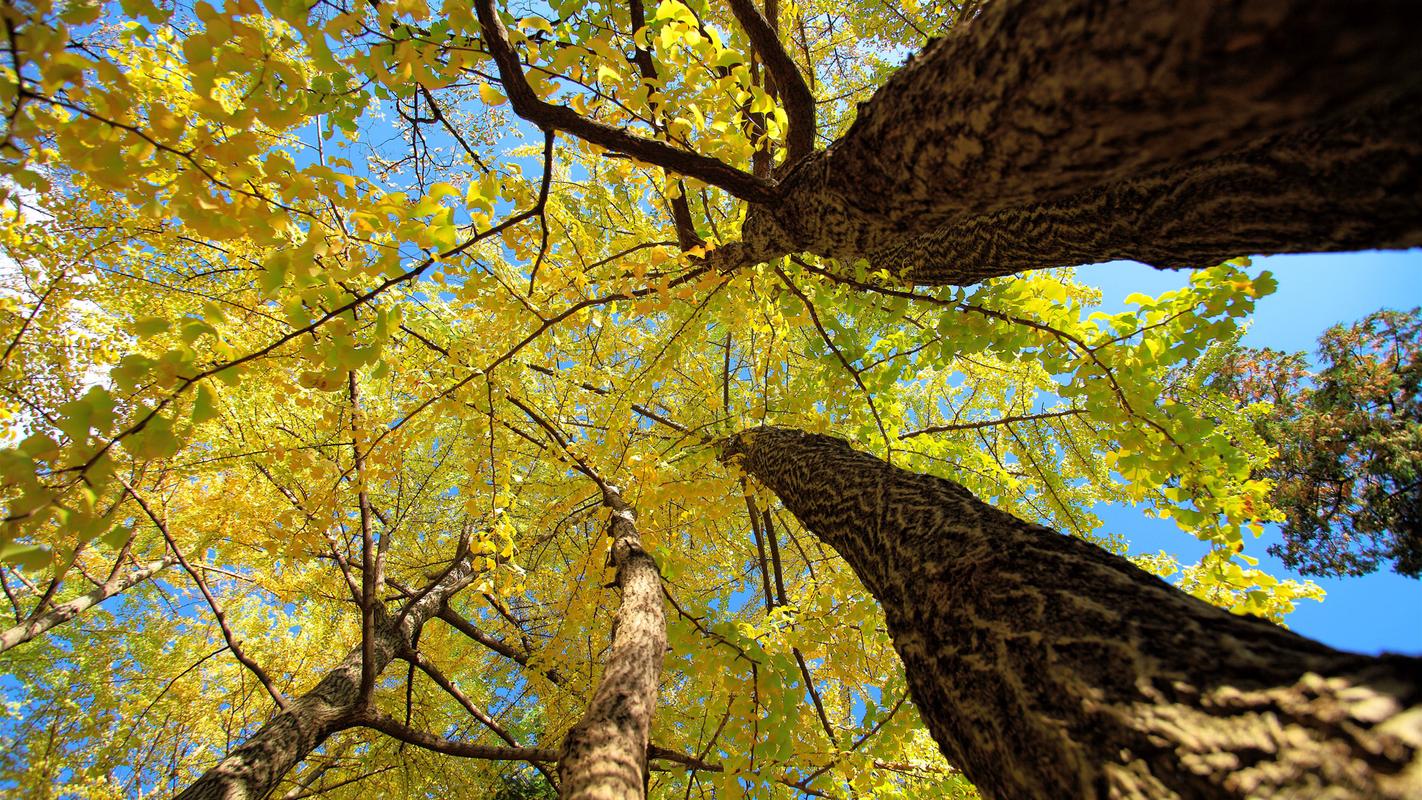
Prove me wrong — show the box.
[724,427,1422,799]
[870,97,1422,284]
[729,0,1422,279]
[173,555,478,800]
[557,489,666,799]
[172,625,397,800]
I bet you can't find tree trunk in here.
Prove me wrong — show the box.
[172,555,479,800]
[874,98,1422,285]
[724,427,1422,799]
[557,488,666,799]
[727,0,1422,278]
[0,557,174,654]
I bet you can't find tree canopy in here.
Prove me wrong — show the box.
[0,0,1417,797]
[1215,307,1421,579]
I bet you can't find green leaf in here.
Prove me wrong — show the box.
[101,525,133,550]
[112,354,156,392]
[1251,271,1278,298]
[56,399,94,443]
[133,317,172,337]
[181,319,216,344]
[20,433,59,460]
[0,542,50,571]
[126,412,179,460]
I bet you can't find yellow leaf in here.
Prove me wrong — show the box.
[596,63,620,86]
[479,83,507,106]
[427,182,460,201]
[519,16,553,35]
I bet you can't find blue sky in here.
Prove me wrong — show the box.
[1080,251,1422,656]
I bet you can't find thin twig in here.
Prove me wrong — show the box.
[775,266,893,456]
[901,408,1085,439]
[122,480,289,710]
[348,709,558,762]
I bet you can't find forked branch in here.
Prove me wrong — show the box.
[472,0,776,202]
[725,0,816,164]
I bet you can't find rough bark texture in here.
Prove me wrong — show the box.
[724,427,1422,799]
[731,0,1422,279]
[172,556,479,800]
[0,557,174,654]
[557,489,666,799]
[880,98,1422,284]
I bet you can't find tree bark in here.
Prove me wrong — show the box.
[480,0,1422,279]
[0,557,174,654]
[557,488,666,799]
[723,427,1422,799]
[172,555,480,800]
[725,0,1422,277]
[875,98,1422,285]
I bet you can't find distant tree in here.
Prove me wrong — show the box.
[1217,308,1422,577]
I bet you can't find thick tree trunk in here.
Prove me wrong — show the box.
[0,557,174,653]
[172,556,479,800]
[727,0,1422,278]
[557,488,666,799]
[877,98,1422,284]
[724,427,1422,799]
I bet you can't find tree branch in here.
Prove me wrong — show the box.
[901,408,1085,439]
[738,0,1422,272]
[744,489,776,612]
[0,556,175,653]
[348,709,558,763]
[122,480,289,711]
[879,96,1422,283]
[406,650,560,786]
[628,0,704,250]
[438,606,565,686]
[726,0,815,164]
[349,372,378,704]
[472,0,776,202]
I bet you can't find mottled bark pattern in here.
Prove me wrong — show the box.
[173,557,479,800]
[725,427,1422,799]
[734,0,1422,280]
[558,490,666,799]
[173,631,391,800]
[881,99,1422,284]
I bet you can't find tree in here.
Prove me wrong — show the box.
[723,426,1421,799]
[0,0,1418,798]
[1216,308,1422,578]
